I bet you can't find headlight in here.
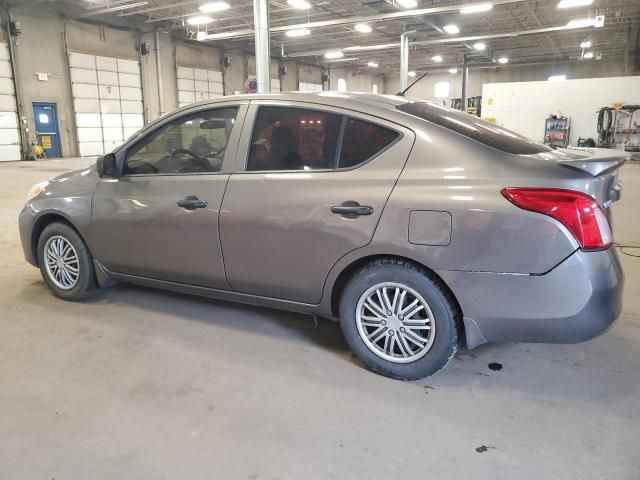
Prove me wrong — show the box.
[25,181,49,203]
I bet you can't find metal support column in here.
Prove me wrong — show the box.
[253,0,270,93]
[461,53,469,112]
[399,31,413,92]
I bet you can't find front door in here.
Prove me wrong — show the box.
[32,103,61,158]
[219,102,415,304]
[90,104,246,289]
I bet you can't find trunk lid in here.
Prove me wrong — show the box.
[528,147,628,211]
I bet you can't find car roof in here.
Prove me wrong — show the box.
[187,91,419,113]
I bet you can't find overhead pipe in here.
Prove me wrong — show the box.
[253,0,270,93]
[285,22,603,59]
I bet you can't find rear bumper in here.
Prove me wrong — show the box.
[437,248,624,349]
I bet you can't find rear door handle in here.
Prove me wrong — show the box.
[331,201,374,217]
[177,196,208,210]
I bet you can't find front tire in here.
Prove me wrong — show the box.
[37,222,96,301]
[339,259,460,380]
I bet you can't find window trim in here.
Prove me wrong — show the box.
[118,103,244,178]
[238,103,403,175]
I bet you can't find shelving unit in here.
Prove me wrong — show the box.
[544,116,570,148]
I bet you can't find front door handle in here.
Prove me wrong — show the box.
[177,196,208,210]
[331,201,374,218]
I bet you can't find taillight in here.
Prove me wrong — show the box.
[501,188,612,251]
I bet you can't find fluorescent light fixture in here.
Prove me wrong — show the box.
[196,31,208,41]
[443,24,460,34]
[460,2,493,14]
[90,1,148,13]
[324,51,344,59]
[497,56,509,64]
[580,39,592,48]
[448,68,458,74]
[558,0,593,8]
[432,55,443,62]
[583,51,594,59]
[287,0,311,9]
[198,1,230,12]
[473,42,486,50]
[408,70,416,77]
[367,61,379,68]
[286,28,311,37]
[548,74,567,81]
[187,15,214,24]
[566,18,595,28]
[397,0,418,8]
[354,23,372,33]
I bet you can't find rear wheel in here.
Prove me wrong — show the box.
[339,259,460,380]
[37,222,96,301]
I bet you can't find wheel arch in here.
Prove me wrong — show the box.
[31,212,81,265]
[329,254,463,323]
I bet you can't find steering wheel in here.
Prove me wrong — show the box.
[170,148,211,172]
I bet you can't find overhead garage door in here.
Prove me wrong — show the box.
[0,43,20,162]
[176,66,224,108]
[69,52,144,157]
[299,82,322,92]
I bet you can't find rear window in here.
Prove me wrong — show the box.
[397,102,551,155]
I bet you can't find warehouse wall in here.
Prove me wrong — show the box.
[9,5,78,157]
[382,58,630,104]
[481,76,640,144]
[329,67,382,93]
[141,31,177,119]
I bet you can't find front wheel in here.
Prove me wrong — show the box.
[339,259,460,380]
[37,222,96,301]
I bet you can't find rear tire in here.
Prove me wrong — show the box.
[37,222,96,301]
[339,258,460,380]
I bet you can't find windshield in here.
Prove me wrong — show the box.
[397,101,551,155]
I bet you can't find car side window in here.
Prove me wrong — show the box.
[246,107,342,171]
[338,117,400,169]
[124,107,238,175]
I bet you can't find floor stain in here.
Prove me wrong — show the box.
[488,362,503,371]
[475,445,496,453]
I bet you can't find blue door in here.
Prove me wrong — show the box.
[32,103,61,158]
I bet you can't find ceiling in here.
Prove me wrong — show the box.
[74,0,640,72]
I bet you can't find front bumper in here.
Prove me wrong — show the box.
[438,248,624,349]
[18,204,37,267]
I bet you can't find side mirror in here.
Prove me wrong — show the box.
[97,153,118,178]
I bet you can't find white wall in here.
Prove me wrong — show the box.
[481,76,640,144]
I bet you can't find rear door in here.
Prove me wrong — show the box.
[219,101,415,304]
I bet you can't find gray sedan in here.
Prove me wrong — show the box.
[19,92,625,380]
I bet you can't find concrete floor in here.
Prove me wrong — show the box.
[1,157,639,480]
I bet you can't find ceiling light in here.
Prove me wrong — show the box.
[473,42,486,50]
[448,68,458,74]
[497,56,509,64]
[443,24,460,34]
[583,51,594,59]
[87,1,148,14]
[548,74,567,81]
[580,40,592,48]
[460,2,493,14]
[198,1,230,12]
[432,55,443,62]
[354,23,372,33]
[558,0,593,8]
[367,61,379,68]
[566,18,596,28]
[287,0,311,9]
[396,0,418,9]
[324,51,344,59]
[408,70,416,77]
[187,15,215,25]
